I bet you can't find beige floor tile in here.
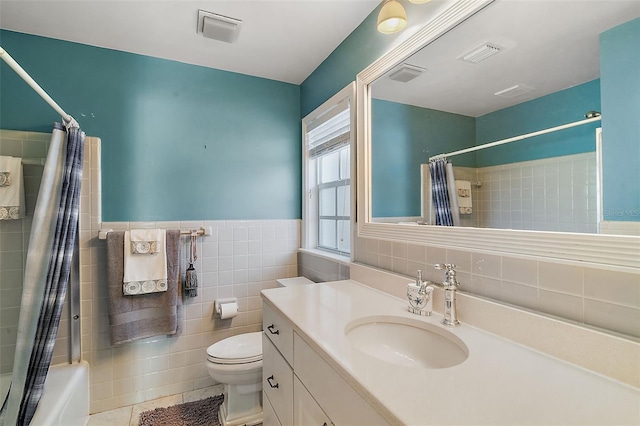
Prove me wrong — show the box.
[129,394,183,426]
[183,384,224,403]
[87,406,132,426]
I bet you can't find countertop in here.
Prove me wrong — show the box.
[261,280,640,426]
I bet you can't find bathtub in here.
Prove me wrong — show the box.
[2,361,89,426]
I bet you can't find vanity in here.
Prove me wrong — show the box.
[261,275,640,425]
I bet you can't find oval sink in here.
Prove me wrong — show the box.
[345,316,468,369]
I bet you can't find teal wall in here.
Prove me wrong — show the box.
[600,18,640,222]
[300,3,405,118]
[0,30,301,221]
[371,99,475,217]
[475,80,601,167]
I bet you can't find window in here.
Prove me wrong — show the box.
[302,84,354,257]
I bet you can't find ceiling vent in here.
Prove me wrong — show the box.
[494,84,536,98]
[197,10,242,43]
[388,64,426,83]
[459,42,502,64]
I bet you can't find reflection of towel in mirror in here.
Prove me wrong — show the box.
[0,156,25,220]
[456,180,473,214]
[107,229,182,345]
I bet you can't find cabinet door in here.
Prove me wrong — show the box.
[263,334,294,426]
[294,333,389,425]
[263,392,282,426]
[294,376,333,426]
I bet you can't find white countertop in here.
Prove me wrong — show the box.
[261,280,640,426]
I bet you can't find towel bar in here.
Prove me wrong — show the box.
[98,227,211,240]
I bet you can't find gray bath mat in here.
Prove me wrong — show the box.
[139,395,224,426]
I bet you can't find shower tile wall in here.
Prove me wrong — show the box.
[473,152,598,233]
[353,235,640,339]
[0,130,50,375]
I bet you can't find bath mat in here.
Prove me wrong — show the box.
[139,395,224,426]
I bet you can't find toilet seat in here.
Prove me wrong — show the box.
[207,331,262,365]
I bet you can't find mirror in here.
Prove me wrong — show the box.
[357,0,640,268]
[369,0,638,234]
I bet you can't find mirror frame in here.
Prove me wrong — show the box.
[356,0,640,270]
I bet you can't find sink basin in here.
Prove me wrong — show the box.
[345,316,468,369]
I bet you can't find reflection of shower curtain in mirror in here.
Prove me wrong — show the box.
[428,159,460,226]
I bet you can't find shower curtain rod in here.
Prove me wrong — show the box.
[0,46,74,123]
[428,115,602,161]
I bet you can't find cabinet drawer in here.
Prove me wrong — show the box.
[263,392,282,426]
[294,376,333,426]
[263,334,294,426]
[294,333,389,426]
[263,302,294,364]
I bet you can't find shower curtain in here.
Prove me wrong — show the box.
[0,122,84,426]
[429,158,460,226]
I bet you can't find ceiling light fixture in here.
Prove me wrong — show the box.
[408,0,432,3]
[377,0,407,34]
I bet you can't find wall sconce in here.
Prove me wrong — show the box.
[377,0,407,34]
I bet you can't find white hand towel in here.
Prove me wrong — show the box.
[0,156,25,220]
[455,180,473,214]
[123,229,167,295]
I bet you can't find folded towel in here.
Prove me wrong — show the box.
[124,229,167,295]
[107,230,182,345]
[0,156,25,220]
[455,180,473,215]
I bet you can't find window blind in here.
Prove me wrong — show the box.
[307,105,350,159]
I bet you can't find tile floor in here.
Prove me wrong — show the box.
[87,384,223,426]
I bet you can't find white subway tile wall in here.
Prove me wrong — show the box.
[83,219,299,413]
[353,235,640,339]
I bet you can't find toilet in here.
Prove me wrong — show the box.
[206,276,314,426]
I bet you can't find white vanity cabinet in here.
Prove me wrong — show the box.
[294,376,333,426]
[263,301,388,426]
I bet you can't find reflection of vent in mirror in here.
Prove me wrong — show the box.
[388,64,426,83]
[460,42,501,63]
[494,84,535,98]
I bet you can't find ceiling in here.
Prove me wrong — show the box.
[372,0,640,117]
[0,0,380,84]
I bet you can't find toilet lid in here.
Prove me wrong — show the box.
[207,332,262,364]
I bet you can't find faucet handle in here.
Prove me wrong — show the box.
[434,263,459,288]
[434,263,456,270]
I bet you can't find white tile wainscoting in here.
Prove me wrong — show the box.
[84,219,300,413]
[353,235,640,340]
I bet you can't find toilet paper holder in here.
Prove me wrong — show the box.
[215,297,239,319]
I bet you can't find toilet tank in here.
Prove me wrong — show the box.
[276,277,314,287]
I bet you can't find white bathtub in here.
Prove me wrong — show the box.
[1,361,89,426]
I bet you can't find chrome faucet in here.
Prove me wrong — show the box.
[434,263,460,327]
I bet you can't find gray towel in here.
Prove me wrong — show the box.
[107,229,182,345]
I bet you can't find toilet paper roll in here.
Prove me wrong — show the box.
[218,302,238,319]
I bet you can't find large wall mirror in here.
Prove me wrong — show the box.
[357,0,640,269]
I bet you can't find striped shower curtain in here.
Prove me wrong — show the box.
[429,158,460,226]
[1,122,84,426]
